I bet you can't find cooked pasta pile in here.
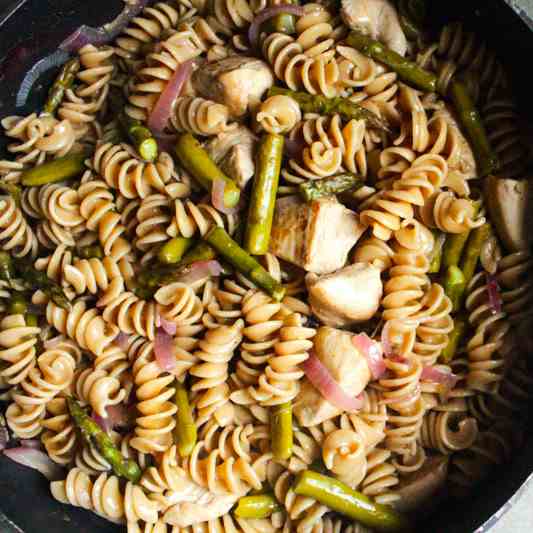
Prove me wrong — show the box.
[0,0,531,532]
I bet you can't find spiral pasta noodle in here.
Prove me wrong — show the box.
[497,251,533,323]
[41,398,78,465]
[0,195,38,257]
[256,95,302,134]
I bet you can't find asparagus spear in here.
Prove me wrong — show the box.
[346,31,437,93]
[118,111,158,163]
[293,470,408,531]
[234,494,280,519]
[299,173,364,202]
[21,153,86,186]
[174,381,197,458]
[448,79,499,177]
[26,314,39,327]
[459,223,492,286]
[175,133,241,208]
[7,293,27,315]
[271,401,293,461]
[14,258,70,309]
[440,316,467,363]
[268,87,389,132]
[204,227,286,301]
[264,12,296,34]
[244,133,284,255]
[158,237,194,265]
[428,230,445,273]
[44,59,80,115]
[442,265,466,313]
[137,241,217,296]
[77,244,104,260]
[67,398,142,483]
[0,252,15,282]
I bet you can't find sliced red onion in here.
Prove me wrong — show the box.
[154,328,176,372]
[389,354,409,365]
[352,333,385,380]
[284,137,305,159]
[4,447,64,480]
[20,439,41,450]
[0,426,8,451]
[178,259,223,285]
[421,366,459,391]
[154,133,178,154]
[486,273,502,315]
[304,351,364,412]
[381,385,420,405]
[107,404,135,430]
[60,0,150,52]
[115,331,130,351]
[148,59,194,133]
[16,50,70,108]
[157,314,177,336]
[248,5,305,47]
[211,179,241,215]
[92,412,112,432]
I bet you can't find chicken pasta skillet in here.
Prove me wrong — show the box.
[0,0,531,531]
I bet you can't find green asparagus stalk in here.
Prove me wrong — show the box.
[271,401,293,461]
[293,470,408,531]
[14,258,70,309]
[7,294,27,315]
[175,133,241,208]
[346,31,437,93]
[448,79,499,177]
[67,398,142,483]
[118,111,158,162]
[459,223,492,287]
[21,153,86,186]
[299,173,364,202]
[77,244,104,259]
[268,87,389,132]
[26,314,39,327]
[204,227,286,301]
[442,265,466,313]
[244,133,284,255]
[428,230,445,273]
[0,252,15,282]
[44,59,80,115]
[136,242,217,297]
[264,12,296,34]
[440,316,467,363]
[174,381,197,457]
[234,494,280,519]
[158,237,194,265]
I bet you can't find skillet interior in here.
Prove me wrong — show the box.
[0,0,532,531]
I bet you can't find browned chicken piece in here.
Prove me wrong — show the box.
[294,326,372,426]
[394,456,449,513]
[161,473,240,527]
[270,196,366,274]
[434,106,477,182]
[306,263,382,327]
[341,0,407,56]
[205,126,257,189]
[191,56,274,118]
[485,175,531,252]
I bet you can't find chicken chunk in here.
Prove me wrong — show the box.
[161,471,240,527]
[395,456,449,513]
[341,0,407,56]
[294,326,372,426]
[191,56,274,118]
[306,263,382,327]
[270,196,366,274]
[434,106,477,182]
[205,126,257,189]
